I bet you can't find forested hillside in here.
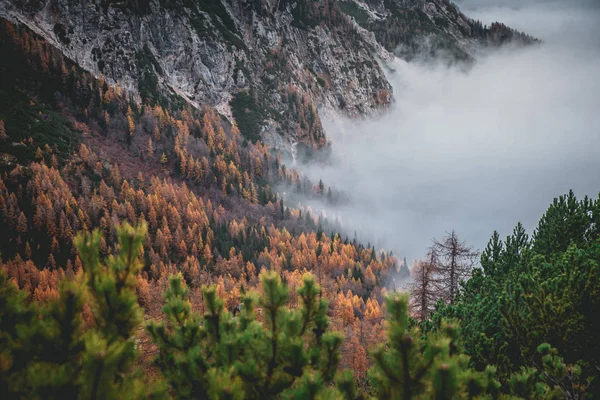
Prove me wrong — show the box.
[0,17,397,382]
[2,196,599,398]
[0,0,536,155]
[0,2,597,399]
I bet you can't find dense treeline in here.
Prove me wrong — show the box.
[0,17,397,376]
[424,191,600,397]
[0,10,598,400]
[0,221,593,399]
[2,166,598,397]
[0,160,399,376]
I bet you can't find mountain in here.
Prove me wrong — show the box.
[3,2,596,399]
[0,0,540,382]
[0,0,534,155]
[339,0,536,61]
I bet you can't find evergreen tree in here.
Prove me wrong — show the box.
[370,292,501,399]
[429,192,600,395]
[399,257,410,279]
[147,271,349,399]
[509,343,592,399]
[0,222,164,399]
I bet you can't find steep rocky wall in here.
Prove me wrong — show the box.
[339,0,537,62]
[0,0,533,154]
[0,0,393,153]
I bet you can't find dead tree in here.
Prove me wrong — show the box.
[409,248,442,321]
[432,230,479,304]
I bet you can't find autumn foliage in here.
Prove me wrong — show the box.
[0,13,597,399]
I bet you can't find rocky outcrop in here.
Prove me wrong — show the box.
[0,0,395,153]
[0,0,533,154]
[339,0,537,62]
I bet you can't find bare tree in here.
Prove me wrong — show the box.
[409,248,442,321]
[432,230,479,304]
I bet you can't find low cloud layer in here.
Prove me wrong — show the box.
[299,0,600,260]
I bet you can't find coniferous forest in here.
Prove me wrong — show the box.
[0,4,598,400]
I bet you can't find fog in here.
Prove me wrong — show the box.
[298,0,600,260]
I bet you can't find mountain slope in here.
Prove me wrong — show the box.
[0,0,534,155]
[0,16,402,375]
[340,0,537,61]
[0,0,394,153]
[0,0,541,382]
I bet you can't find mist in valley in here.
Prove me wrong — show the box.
[296,0,600,261]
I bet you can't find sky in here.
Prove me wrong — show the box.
[298,0,600,261]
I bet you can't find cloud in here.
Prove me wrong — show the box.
[457,0,600,47]
[297,0,600,260]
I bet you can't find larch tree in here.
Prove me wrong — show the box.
[78,143,90,163]
[127,105,136,146]
[146,137,154,159]
[432,230,479,304]
[409,248,441,321]
[0,120,7,141]
[35,146,44,161]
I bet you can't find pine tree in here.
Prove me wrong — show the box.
[147,271,349,399]
[370,292,501,399]
[0,222,164,399]
[0,271,38,396]
[509,344,592,399]
[76,222,164,398]
[429,192,600,395]
[399,257,411,280]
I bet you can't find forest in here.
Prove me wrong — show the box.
[0,13,598,400]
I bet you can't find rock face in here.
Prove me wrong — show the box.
[0,0,532,153]
[339,0,537,62]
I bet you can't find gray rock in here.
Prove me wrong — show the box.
[0,0,528,151]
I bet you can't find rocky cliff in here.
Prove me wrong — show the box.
[0,0,533,153]
[340,0,537,62]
